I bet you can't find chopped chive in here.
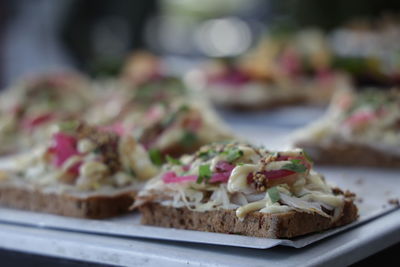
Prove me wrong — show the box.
[148,149,163,166]
[226,148,244,163]
[282,159,307,173]
[196,164,212,184]
[59,121,79,132]
[180,131,197,147]
[166,155,181,165]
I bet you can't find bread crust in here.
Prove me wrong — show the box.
[0,184,135,219]
[296,141,400,168]
[139,200,358,238]
[217,97,306,111]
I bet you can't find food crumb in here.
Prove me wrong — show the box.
[388,199,400,206]
[344,190,356,198]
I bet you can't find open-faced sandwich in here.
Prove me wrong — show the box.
[0,121,158,218]
[293,88,400,167]
[194,30,349,110]
[135,142,358,238]
[120,51,187,107]
[134,100,234,158]
[0,72,91,155]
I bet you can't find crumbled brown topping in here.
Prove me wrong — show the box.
[252,172,267,192]
[332,187,344,195]
[76,123,121,174]
[343,190,356,198]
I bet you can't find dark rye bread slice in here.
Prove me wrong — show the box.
[296,141,400,168]
[221,96,307,111]
[139,199,358,239]
[0,183,135,219]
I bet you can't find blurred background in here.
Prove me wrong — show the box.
[1,0,400,87]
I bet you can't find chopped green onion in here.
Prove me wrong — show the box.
[267,187,280,203]
[198,149,217,160]
[166,155,181,165]
[282,159,307,173]
[58,121,79,132]
[226,148,244,163]
[196,164,212,184]
[148,149,163,166]
[180,131,197,147]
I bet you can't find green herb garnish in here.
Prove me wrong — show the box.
[161,105,190,128]
[282,159,307,173]
[303,150,313,163]
[127,167,137,177]
[198,149,217,160]
[148,149,163,166]
[196,164,212,184]
[267,187,280,203]
[226,148,244,163]
[166,155,181,165]
[180,131,197,147]
[58,120,79,132]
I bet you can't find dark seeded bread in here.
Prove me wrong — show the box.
[219,97,306,111]
[296,141,400,168]
[0,184,135,219]
[139,199,358,239]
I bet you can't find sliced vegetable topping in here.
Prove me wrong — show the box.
[196,164,212,184]
[198,149,217,160]
[22,113,55,131]
[343,110,378,126]
[282,159,307,173]
[225,148,244,163]
[166,155,181,165]
[148,149,163,166]
[180,131,197,147]
[263,169,296,179]
[267,187,280,203]
[58,120,80,133]
[162,172,197,184]
[215,161,235,173]
[49,133,81,174]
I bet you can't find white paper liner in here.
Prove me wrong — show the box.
[0,166,398,249]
